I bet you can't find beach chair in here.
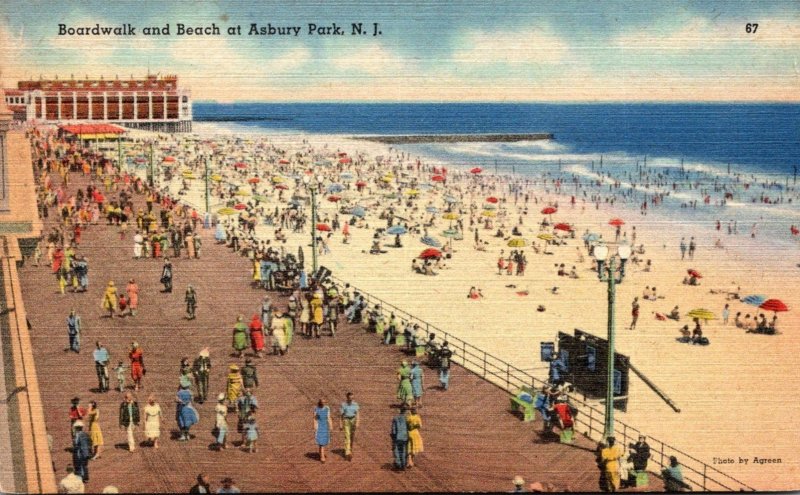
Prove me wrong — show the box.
[509,385,536,422]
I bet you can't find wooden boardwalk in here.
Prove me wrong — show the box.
[18,173,662,492]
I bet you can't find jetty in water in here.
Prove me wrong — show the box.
[356,133,554,144]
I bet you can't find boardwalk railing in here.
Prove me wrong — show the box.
[330,276,755,492]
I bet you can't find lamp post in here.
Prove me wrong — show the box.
[592,241,631,439]
[147,140,154,187]
[303,174,325,273]
[204,154,210,213]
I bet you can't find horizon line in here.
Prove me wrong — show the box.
[195,100,800,105]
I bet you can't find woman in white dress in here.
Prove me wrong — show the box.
[143,395,162,448]
[299,294,311,337]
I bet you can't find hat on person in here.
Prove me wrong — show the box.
[198,347,209,357]
[73,420,84,428]
[513,475,525,486]
[229,364,239,371]
[217,393,226,402]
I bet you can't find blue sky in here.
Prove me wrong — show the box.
[1,0,797,101]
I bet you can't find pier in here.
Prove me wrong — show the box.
[355,133,554,144]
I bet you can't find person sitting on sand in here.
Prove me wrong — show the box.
[423,260,437,276]
[642,286,652,300]
[435,258,448,271]
[743,314,755,332]
[691,325,707,345]
[412,258,421,274]
[734,312,743,328]
[643,259,652,272]
[678,325,691,343]
[557,264,567,277]
[688,275,700,286]
[668,306,680,321]
[467,287,484,300]
[569,266,579,279]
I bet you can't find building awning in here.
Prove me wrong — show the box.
[58,124,126,138]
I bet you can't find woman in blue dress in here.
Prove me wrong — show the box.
[176,384,199,441]
[410,360,424,406]
[214,222,226,243]
[314,399,332,463]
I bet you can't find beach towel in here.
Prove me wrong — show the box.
[654,313,667,321]
[516,291,529,296]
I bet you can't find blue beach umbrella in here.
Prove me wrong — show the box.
[351,206,366,218]
[426,206,439,214]
[741,294,767,306]
[582,233,600,242]
[387,225,407,235]
[441,229,460,238]
[340,172,354,181]
[327,183,344,193]
[419,183,433,190]
[420,235,442,248]
[444,195,459,203]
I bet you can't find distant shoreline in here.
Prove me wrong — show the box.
[355,133,554,144]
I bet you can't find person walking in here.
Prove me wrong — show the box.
[214,393,228,450]
[236,389,258,443]
[225,364,243,408]
[231,315,248,358]
[176,384,199,441]
[160,258,173,293]
[340,392,360,461]
[129,342,145,391]
[396,360,414,407]
[92,342,110,393]
[192,348,211,404]
[86,401,103,460]
[390,406,409,471]
[630,297,640,330]
[241,359,259,391]
[143,395,162,449]
[438,341,453,390]
[58,466,85,494]
[679,237,687,260]
[601,437,624,492]
[65,309,81,353]
[71,421,91,483]
[662,456,686,492]
[189,473,211,494]
[126,279,139,317]
[101,281,117,318]
[248,315,265,358]
[118,392,140,452]
[242,412,259,453]
[185,285,197,320]
[688,237,696,260]
[314,399,332,463]
[405,406,424,468]
[722,303,730,325]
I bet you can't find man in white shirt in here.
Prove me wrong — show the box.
[58,466,85,494]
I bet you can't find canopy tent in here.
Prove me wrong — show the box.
[58,123,126,140]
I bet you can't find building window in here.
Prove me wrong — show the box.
[182,96,188,103]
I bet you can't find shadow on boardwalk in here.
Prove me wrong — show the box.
[19,172,661,492]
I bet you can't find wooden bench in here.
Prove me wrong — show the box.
[509,385,536,422]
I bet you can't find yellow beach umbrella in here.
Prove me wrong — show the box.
[236,189,251,196]
[537,233,555,241]
[442,212,460,221]
[687,308,717,320]
[211,174,223,182]
[182,171,195,179]
[217,207,237,216]
[381,176,393,183]
[507,238,527,247]
[272,176,285,183]
[405,189,419,196]
[482,210,496,217]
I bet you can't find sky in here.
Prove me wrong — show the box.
[0,0,798,102]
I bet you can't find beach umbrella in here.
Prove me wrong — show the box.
[420,235,442,248]
[248,177,260,184]
[482,210,496,217]
[236,189,251,196]
[253,195,269,203]
[741,295,767,307]
[316,223,331,232]
[431,175,445,182]
[217,207,236,216]
[441,229,460,238]
[508,238,527,247]
[483,204,497,210]
[554,223,573,232]
[211,174,223,182]
[234,162,247,169]
[418,248,442,259]
[327,195,341,202]
[486,196,499,204]
[383,192,398,200]
[327,183,344,193]
[582,233,600,242]
[274,184,289,190]
[541,207,557,215]
[351,206,366,218]
[444,195,459,204]
[470,167,482,174]
[339,157,352,164]
[791,226,799,236]
[182,171,195,179]
[426,206,439,214]
[135,157,146,163]
[356,180,367,187]
[278,159,290,165]
[687,269,702,279]
[387,226,407,235]
[609,218,625,227]
[163,156,176,163]
[405,189,420,196]
[288,199,303,207]
[234,203,247,210]
[686,308,717,320]
[340,172,354,180]
[442,212,460,221]
[759,299,789,313]
[537,233,555,241]
[272,176,285,183]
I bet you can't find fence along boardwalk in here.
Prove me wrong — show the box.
[19,171,662,492]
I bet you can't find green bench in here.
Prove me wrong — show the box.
[509,385,536,422]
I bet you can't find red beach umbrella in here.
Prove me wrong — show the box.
[470,167,482,174]
[687,269,702,279]
[431,175,445,182]
[339,157,352,164]
[274,184,289,190]
[791,226,799,236]
[234,162,247,169]
[541,207,557,215]
[327,195,341,202]
[356,180,367,187]
[234,203,246,210]
[554,223,572,232]
[486,196,499,204]
[278,159,290,165]
[247,177,260,184]
[759,299,788,313]
[418,248,442,259]
[163,156,176,163]
[609,218,625,227]
[316,223,332,232]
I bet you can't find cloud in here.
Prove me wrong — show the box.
[328,44,419,75]
[451,27,569,66]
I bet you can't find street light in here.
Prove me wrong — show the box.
[593,241,631,439]
[303,173,325,273]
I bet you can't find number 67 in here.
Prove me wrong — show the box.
[746,23,758,33]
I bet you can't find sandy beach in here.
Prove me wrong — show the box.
[106,124,800,489]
